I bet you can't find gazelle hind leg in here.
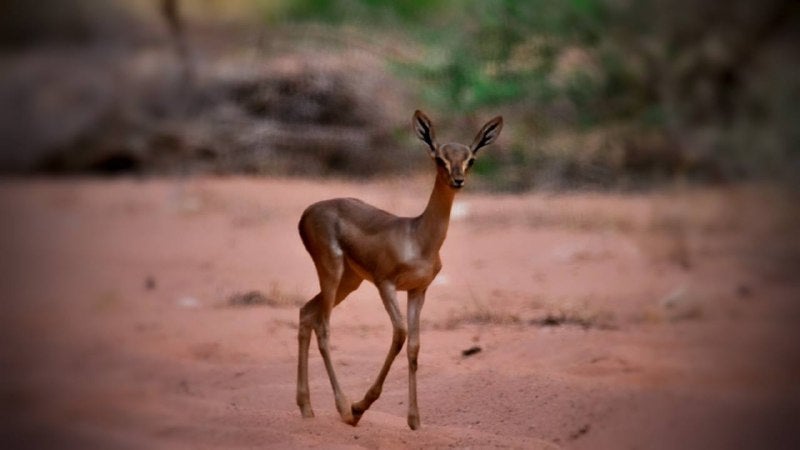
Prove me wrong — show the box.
[296,268,362,421]
[314,254,371,424]
[297,293,322,418]
[297,267,363,418]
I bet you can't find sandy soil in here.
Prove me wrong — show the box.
[1,176,799,449]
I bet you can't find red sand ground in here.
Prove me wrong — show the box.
[1,177,799,449]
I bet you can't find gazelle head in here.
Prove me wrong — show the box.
[413,110,503,189]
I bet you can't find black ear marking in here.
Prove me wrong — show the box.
[479,123,500,146]
[413,110,437,153]
[416,120,433,146]
[470,116,504,152]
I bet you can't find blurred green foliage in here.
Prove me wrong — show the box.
[285,0,446,23]
[280,0,800,188]
[4,0,795,188]
[284,0,611,114]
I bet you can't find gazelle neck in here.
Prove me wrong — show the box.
[416,170,456,252]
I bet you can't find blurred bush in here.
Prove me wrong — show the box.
[0,0,413,177]
[1,0,798,188]
[285,0,800,188]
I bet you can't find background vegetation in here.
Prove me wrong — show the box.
[1,0,798,190]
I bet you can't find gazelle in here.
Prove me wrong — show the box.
[296,110,503,429]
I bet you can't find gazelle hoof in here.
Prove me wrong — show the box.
[348,403,365,426]
[337,399,356,425]
[341,412,357,426]
[407,414,420,430]
[299,405,315,418]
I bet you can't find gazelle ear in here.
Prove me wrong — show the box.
[470,116,503,153]
[413,110,437,156]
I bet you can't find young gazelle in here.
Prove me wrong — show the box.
[296,110,503,429]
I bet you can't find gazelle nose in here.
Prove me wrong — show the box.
[452,179,464,188]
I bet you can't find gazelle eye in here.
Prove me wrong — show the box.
[435,157,447,168]
[467,159,475,167]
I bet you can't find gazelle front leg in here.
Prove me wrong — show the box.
[406,288,426,430]
[351,282,407,425]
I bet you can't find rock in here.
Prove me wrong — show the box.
[228,290,269,307]
[462,346,482,357]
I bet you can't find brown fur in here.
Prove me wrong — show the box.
[296,110,503,429]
